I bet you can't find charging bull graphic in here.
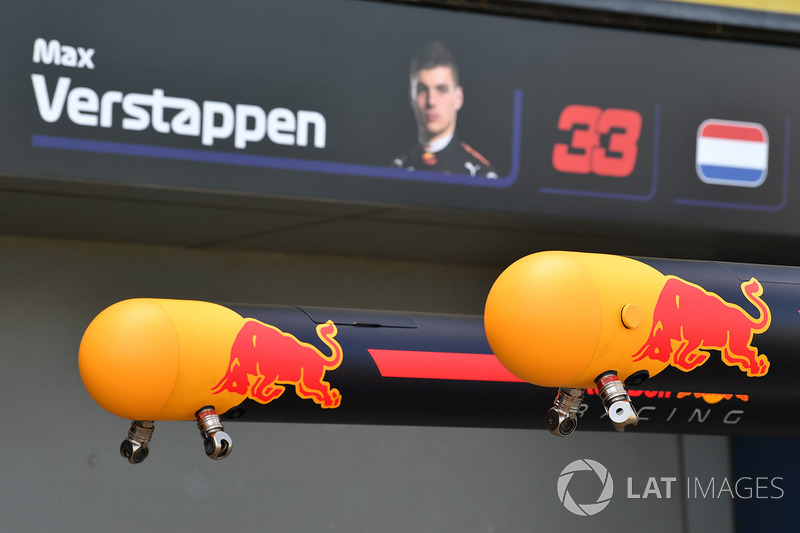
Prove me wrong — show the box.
[632,276,771,377]
[212,319,343,408]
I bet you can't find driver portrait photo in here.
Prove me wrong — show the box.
[392,40,498,178]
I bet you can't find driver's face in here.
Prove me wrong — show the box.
[411,66,463,143]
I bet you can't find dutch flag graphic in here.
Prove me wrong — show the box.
[696,119,769,187]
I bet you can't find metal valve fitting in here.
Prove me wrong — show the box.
[545,387,585,437]
[595,372,639,432]
[195,406,233,460]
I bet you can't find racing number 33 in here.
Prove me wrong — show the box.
[552,105,642,177]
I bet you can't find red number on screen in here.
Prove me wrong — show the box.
[552,105,642,177]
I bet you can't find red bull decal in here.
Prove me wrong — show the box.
[632,276,771,377]
[676,392,749,404]
[586,388,672,399]
[586,388,748,404]
[212,319,343,408]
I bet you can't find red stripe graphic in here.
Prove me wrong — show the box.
[368,349,525,382]
[700,123,765,142]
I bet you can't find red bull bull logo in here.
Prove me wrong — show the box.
[212,319,343,408]
[632,276,771,377]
